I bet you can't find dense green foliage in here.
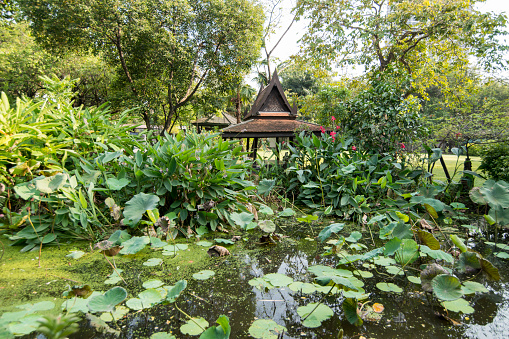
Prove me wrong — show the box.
[478,143,509,182]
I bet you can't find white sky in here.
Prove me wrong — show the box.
[264,0,509,77]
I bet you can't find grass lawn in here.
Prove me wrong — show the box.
[430,154,484,187]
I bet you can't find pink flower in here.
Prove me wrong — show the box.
[320,126,325,133]
[400,143,405,149]
[330,131,336,137]
[332,136,335,142]
[352,146,357,151]
[331,116,336,121]
[336,125,340,130]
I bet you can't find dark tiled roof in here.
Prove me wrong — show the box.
[191,112,236,126]
[222,119,324,135]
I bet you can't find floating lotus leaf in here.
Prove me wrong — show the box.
[180,317,209,336]
[248,319,286,339]
[248,277,274,290]
[258,220,276,233]
[441,298,474,314]
[119,236,150,255]
[88,286,127,313]
[376,282,403,293]
[496,243,509,251]
[317,223,344,242]
[150,332,176,339]
[308,265,352,277]
[166,280,187,302]
[100,305,129,322]
[104,269,123,285]
[354,270,374,278]
[199,315,231,339]
[62,291,103,313]
[288,282,317,294]
[297,303,334,328]
[143,258,163,266]
[421,263,449,292]
[193,270,215,280]
[462,281,488,294]
[343,298,362,326]
[214,238,234,245]
[126,289,163,310]
[196,241,213,247]
[66,250,85,259]
[431,274,463,301]
[373,256,397,267]
[123,193,160,226]
[407,276,421,284]
[16,301,55,313]
[143,279,164,289]
[495,252,509,259]
[8,314,43,335]
[162,243,189,255]
[264,273,293,287]
[386,266,404,275]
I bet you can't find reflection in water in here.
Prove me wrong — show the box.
[72,237,509,339]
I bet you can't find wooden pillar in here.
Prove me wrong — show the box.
[246,138,250,153]
[251,138,258,161]
[275,137,280,167]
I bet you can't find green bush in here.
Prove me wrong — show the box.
[478,143,509,182]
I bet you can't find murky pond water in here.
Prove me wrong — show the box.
[58,229,509,339]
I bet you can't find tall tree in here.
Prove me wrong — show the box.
[19,0,264,133]
[295,0,508,94]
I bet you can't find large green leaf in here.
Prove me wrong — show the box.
[35,174,67,193]
[343,298,363,326]
[456,251,481,273]
[441,298,474,314]
[394,239,418,265]
[199,315,231,339]
[263,273,293,287]
[479,182,509,208]
[106,177,130,191]
[317,223,344,242]
[420,263,449,292]
[297,303,334,328]
[123,193,160,226]
[193,270,215,280]
[166,280,187,302]
[119,236,150,255]
[257,179,275,196]
[479,257,500,280]
[125,289,163,310]
[248,319,286,339]
[376,282,403,293]
[180,318,209,336]
[431,274,463,301]
[416,230,440,250]
[230,212,254,229]
[88,286,127,313]
[258,220,276,233]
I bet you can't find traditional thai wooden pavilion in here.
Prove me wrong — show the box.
[221,70,324,160]
[192,112,236,133]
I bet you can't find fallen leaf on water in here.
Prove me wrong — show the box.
[373,303,384,313]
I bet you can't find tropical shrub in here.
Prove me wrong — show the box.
[478,142,509,182]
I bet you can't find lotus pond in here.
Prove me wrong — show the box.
[1,214,508,339]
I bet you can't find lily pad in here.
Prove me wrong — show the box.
[288,282,317,294]
[62,291,103,313]
[248,277,274,291]
[345,231,362,243]
[297,303,334,328]
[308,265,352,277]
[376,282,403,293]
[193,270,215,280]
[248,319,287,339]
[66,250,86,259]
[166,280,187,302]
[264,273,293,287]
[88,286,127,313]
[162,243,189,255]
[143,258,163,267]
[386,266,404,275]
[143,279,164,289]
[462,281,488,294]
[196,241,213,247]
[100,305,129,322]
[151,332,176,339]
[441,298,475,314]
[214,238,234,245]
[126,289,163,310]
[199,314,231,339]
[373,256,397,266]
[431,274,463,301]
[407,276,421,284]
[104,269,123,285]
[353,270,373,278]
[395,239,419,265]
[150,237,167,248]
[180,317,209,336]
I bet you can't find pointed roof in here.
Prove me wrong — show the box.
[244,70,297,120]
[191,112,236,126]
